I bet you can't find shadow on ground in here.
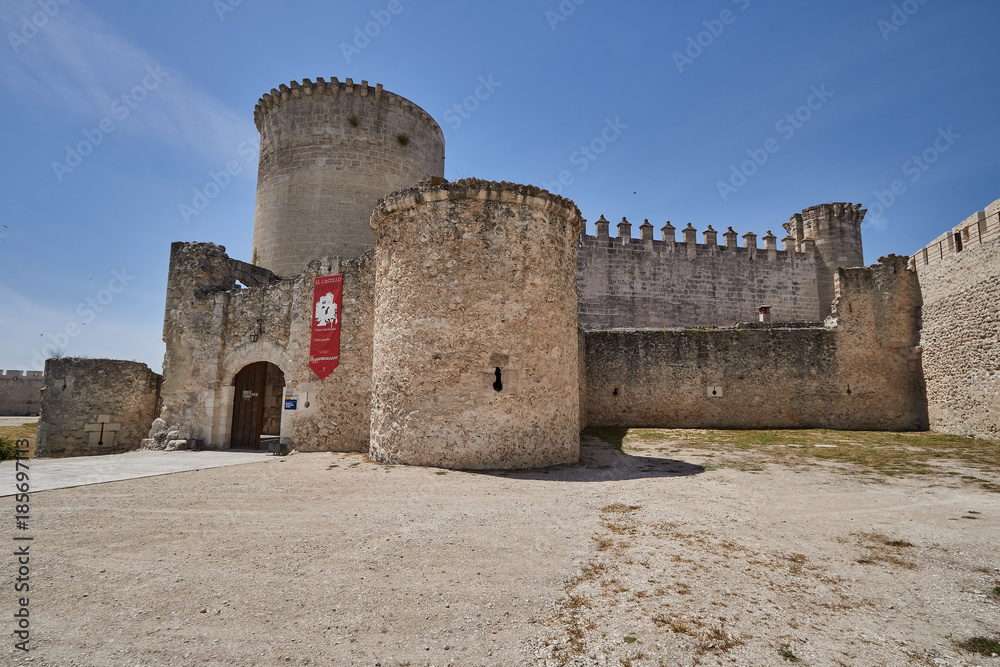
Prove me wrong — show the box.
[477,427,705,482]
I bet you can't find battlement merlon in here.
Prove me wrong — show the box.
[1,370,44,379]
[580,219,815,264]
[909,196,1000,269]
[253,77,444,141]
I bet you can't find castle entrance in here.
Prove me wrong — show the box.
[229,361,285,449]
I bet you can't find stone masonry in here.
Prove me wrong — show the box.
[369,179,582,469]
[30,77,994,463]
[910,197,1000,440]
[0,370,44,416]
[37,359,161,457]
[578,203,865,330]
[584,255,925,430]
[252,78,445,276]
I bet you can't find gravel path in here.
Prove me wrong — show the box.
[5,434,999,666]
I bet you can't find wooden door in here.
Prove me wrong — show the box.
[230,362,267,449]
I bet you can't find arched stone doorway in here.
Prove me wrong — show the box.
[230,361,285,449]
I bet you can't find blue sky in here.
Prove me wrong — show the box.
[1,0,998,373]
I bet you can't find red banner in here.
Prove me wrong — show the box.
[309,274,343,380]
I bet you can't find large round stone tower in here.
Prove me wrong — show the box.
[369,179,582,470]
[251,78,446,277]
[785,202,866,317]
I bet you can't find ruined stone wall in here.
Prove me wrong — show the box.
[37,359,161,457]
[146,241,374,452]
[369,179,581,469]
[584,256,924,430]
[911,197,1000,439]
[0,370,44,416]
[252,78,445,276]
[578,220,820,328]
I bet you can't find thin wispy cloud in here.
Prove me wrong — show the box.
[0,0,253,163]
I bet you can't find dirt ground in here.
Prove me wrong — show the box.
[5,429,1000,666]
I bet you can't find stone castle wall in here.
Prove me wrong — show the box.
[578,203,866,329]
[37,359,162,457]
[369,179,582,469]
[584,256,925,430]
[578,220,821,328]
[252,78,445,276]
[145,241,374,452]
[911,197,1000,439]
[0,370,44,416]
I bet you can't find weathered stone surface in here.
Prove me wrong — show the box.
[147,242,374,453]
[584,256,925,431]
[578,203,865,329]
[912,198,1000,439]
[0,369,44,416]
[84,77,997,468]
[369,179,582,469]
[252,78,445,276]
[37,359,162,457]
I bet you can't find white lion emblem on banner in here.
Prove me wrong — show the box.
[315,293,338,327]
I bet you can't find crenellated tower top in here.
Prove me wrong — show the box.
[253,77,443,139]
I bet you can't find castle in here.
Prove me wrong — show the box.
[35,78,1000,465]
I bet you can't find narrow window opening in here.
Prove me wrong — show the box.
[846,384,852,395]
[712,388,718,396]
[492,367,503,392]
[612,388,619,396]
[954,233,963,252]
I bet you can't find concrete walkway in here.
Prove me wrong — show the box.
[0,449,274,496]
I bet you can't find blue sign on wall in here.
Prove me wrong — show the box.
[284,398,297,410]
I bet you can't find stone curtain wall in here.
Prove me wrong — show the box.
[369,179,582,469]
[584,256,925,430]
[37,359,161,457]
[252,78,445,276]
[578,221,821,328]
[912,197,1000,439]
[0,370,44,416]
[147,241,375,452]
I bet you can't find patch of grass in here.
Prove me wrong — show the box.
[779,647,802,662]
[602,503,641,514]
[583,427,628,447]
[396,132,410,146]
[958,636,1000,656]
[623,635,637,644]
[856,532,917,569]
[991,585,1000,599]
[579,562,609,581]
[435,471,447,475]
[593,535,614,551]
[885,539,914,547]
[785,553,807,574]
[619,427,1000,479]
[0,437,18,461]
[0,422,36,457]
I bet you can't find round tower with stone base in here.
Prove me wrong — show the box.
[368,179,582,470]
[251,78,445,277]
